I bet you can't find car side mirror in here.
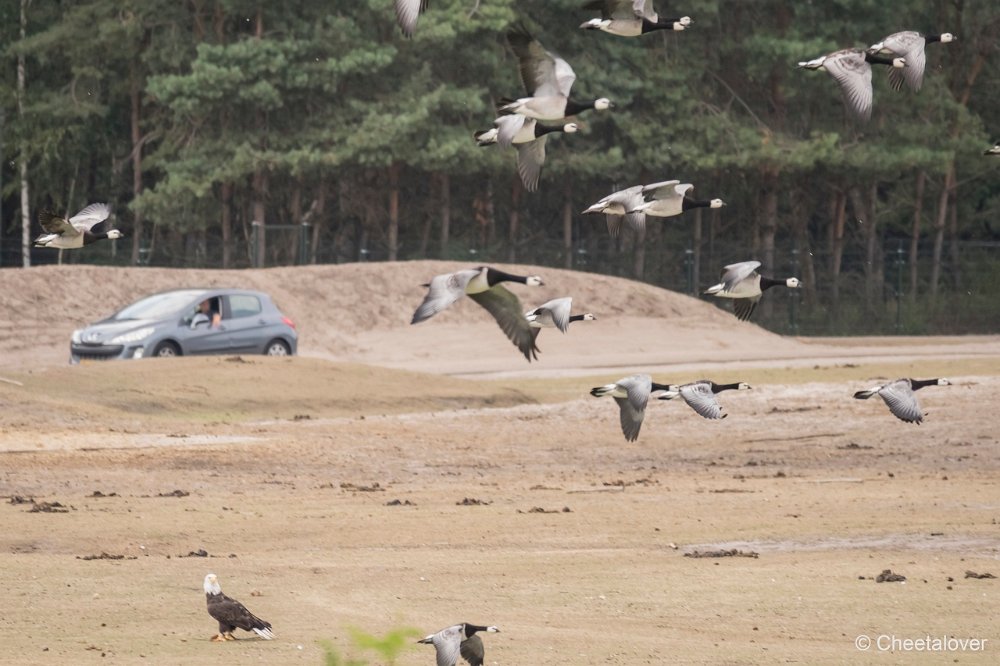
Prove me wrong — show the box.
[190,313,210,329]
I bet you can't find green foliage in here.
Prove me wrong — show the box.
[318,626,421,666]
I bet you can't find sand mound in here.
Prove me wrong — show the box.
[0,261,802,373]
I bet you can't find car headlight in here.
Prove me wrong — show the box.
[110,327,155,344]
[71,329,83,344]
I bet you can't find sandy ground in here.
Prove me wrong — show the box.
[1,261,999,665]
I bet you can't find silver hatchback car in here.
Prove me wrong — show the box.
[70,288,298,363]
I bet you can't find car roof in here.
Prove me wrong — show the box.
[143,288,271,299]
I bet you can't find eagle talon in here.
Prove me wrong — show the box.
[211,634,226,642]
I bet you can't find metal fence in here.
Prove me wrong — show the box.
[4,221,998,336]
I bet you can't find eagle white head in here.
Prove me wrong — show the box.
[204,573,222,595]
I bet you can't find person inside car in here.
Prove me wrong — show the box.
[197,298,221,328]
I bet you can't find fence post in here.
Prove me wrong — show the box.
[251,221,261,268]
[789,246,800,334]
[299,223,311,266]
[894,242,905,333]
[683,248,694,295]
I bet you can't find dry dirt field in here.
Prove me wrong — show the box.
[1,261,998,665]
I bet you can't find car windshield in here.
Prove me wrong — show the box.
[114,290,206,320]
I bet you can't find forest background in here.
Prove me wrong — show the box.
[0,0,998,335]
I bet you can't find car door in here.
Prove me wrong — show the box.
[221,294,268,353]
[181,296,233,354]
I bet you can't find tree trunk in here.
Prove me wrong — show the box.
[790,197,816,306]
[691,208,702,294]
[948,187,960,290]
[438,173,450,258]
[930,165,954,300]
[18,0,30,268]
[829,189,847,306]
[563,182,573,269]
[632,225,646,279]
[387,162,400,261]
[252,170,267,267]
[507,178,521,263]
[309,184,326,264]
[759,174,778,318]
[128,60,144,264]
[220,182,232,268]
[908,170,926,303]
[251,7,267,267]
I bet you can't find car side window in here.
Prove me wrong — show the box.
[229,294,262,319]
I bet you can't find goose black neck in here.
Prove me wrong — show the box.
[909,378,939,391]
[640,18,669,34]
[564,98,594,116]
[83,230,108,244]
[682,198,712,211]
[534,123,564,138]
[926,34,943,44]
[463,624,489,637]
[759,276,786,291]
[485,267,526,286]
[865,52,896,66]
[569,314,586,322]
[711,382,742,393]
[651,382,674,392]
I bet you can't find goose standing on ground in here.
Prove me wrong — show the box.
[411,266,544,361]
[499,23,614,121]
[394,0,428,38]
[628,180,725,219]
[580,0,692,36]
[985,141,1000,156]
[704,260,801,321]
[203,574,275,642]
[853,378,950,424]
[797,48,906,121]
[658,380,752,419]
[867,31,955,92]
[474,116,578,192]
[525,296,596,344]
[33,203,123,249]
[590,374,673,441]
[582,185,645,238]
[418,623,498,666]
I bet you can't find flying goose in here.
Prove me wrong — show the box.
[628,180,725,218]
[394,0,428,38]
[580,0,692,36]
[418,623,498,666]
[590,374,672,441]
[499,23,614,121]
[984,141,1000,156]
[32,203,123,249]
[867,31,955,92]
[411,266,544,361]
[657,380,752,419]
[475,116,578,192]
[853,378,950,424]
[525,296,596,344]
[203,574,274,642]
[582,185,645,238]
[704,260,802,321]
[798,48,906,121]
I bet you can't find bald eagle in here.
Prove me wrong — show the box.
[203,573,275,642]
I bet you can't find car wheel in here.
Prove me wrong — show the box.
[151,341,180,358]
[264,339,290,356]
